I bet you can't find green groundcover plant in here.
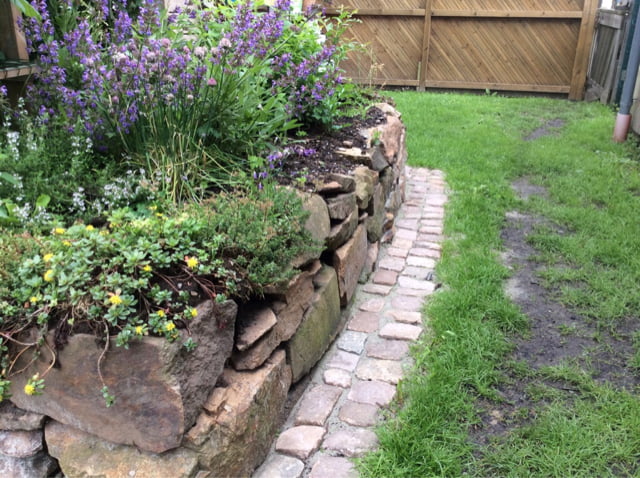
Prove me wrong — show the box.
[0,0,363,405]
[0,184,319,404]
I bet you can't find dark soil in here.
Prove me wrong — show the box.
[470,176,640,447]
[274,105,388,191]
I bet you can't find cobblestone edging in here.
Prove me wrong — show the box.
[254,167,448,478]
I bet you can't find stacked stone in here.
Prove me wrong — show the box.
[0,403,56,477]
[0,103,412,477]
[254,167,447,478]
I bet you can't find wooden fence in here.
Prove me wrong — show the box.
[312,0,598,99]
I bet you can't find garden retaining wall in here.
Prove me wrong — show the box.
[0,103,407,478]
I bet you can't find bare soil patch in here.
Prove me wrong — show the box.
[470,177,639,446]
[275,105,388,191]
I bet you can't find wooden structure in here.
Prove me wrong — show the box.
[313,0,598,99]
[0,1,38,103]
[587,8,630,103]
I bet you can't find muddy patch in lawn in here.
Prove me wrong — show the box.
[469,178,639,447]
[523,118,565,141]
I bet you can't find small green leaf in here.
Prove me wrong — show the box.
[35,194,51,209]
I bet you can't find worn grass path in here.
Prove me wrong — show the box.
[358,92,640,477]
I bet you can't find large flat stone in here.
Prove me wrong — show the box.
[184,350,292,477]
[45,420,199,478]
[333,225,368,306]
[233,271,315,370]
[287,266,342,382]
[10,300,237,453]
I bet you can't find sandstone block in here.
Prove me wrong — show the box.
[253,453,304,478]
[353,166,377,210]
[294,384,342,426]
[368,146,391,171]
[323,369,352,388]
[379,323,423,341]
[365,339,410,361]
[325,351,360,372]
[326,173,356,193]
[0,451,57,478]
[347,380,396,407]
[287,266,342,382]
[380,166,395,199]
[294,192,330,267]
[234,305,277,352]
[275,426,325,460]
[0,402,45,431]
[323,428,379,457]
[339,401,379,427]
[309,456,357,478]
[359,241,379,283]
[184,350,291,477]
[333,224,368,306]
[336,147,386,171]
[0,430,42,458]
[326,208,359,251]
[336,330,368,354]
[233,272,314,370]
[365,184,386,243]
[326,192,357,221]
[45,420,199,478]
[10,300,237,454]
[355,358,404,385]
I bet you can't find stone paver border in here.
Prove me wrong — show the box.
[254,167,447,478]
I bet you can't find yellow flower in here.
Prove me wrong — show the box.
[135,325,144,335]
[86,225,95,231]
[108,294,123,306]
[164,321,176,332]
[43,253,54,262]
[43,269,54,282]
[62,240,72,247]
[189,308,198,318]
[148,205,158,211]
[185,256,199,269]
[29,296,39,304]
[53,227,65,235]
[142,265,152,272]
[157,310,166,318]
[24,383,36,396]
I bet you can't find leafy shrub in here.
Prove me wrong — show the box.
[0,185,317,403]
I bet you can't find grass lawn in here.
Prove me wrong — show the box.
[358,92,640,477]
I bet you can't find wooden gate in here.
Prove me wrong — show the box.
[314,0,598,99]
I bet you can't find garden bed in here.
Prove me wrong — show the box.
[0,102,407,477]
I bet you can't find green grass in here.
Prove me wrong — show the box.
[358,92,640,477]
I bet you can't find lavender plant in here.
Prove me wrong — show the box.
[20,0,361,200]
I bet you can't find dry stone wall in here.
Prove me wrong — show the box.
[0,103,407,477]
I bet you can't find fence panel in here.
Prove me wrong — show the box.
[314,0,598,98]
